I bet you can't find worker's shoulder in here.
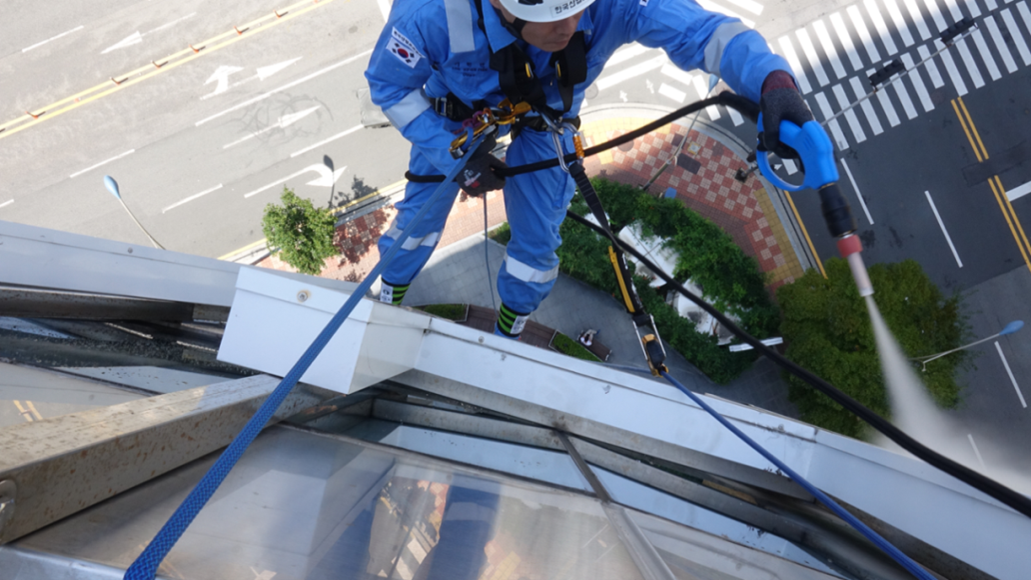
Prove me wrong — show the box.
[390,0,455,22]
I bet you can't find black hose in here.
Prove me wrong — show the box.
[565,210,1031,519]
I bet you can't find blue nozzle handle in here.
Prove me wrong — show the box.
[755,116,839,191]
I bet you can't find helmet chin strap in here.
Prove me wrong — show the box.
[494,8,530,41]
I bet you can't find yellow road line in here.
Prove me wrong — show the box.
[997,176,1031,257]
[957,97,989,160]
[218,178,408,261]
[988,178,1031,273]
[951,99,983,162]
[0,0,337,141]
[783,190,826,277]
[25,400,43,420]
[13,401,34,422]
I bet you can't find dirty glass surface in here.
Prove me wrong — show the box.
[0,362,145,429]
[10,425,647,580]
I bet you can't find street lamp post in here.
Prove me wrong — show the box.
[103,175,164,250]
[641,74,719,192]
[913,320,1024,371]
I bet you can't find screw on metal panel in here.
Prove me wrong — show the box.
[127,248,133,254]
[0,480,16,533]
[297,290,310,303]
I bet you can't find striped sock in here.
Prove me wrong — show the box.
[380,281,410,306]
[496,303,530,338]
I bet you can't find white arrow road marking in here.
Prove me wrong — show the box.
[223,106,321,149]
[201,58,302,100]
[204,65,244,97]
[162,184,223,213]
[102,31,142,54]
[101,13,195,54]
[243,164,347,198]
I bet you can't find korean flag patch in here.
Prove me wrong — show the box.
[388,27,423,68]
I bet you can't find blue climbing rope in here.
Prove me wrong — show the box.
[123,134,486,580]
[659,370,935,580]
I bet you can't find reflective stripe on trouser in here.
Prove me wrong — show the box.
[377,147,462,286]
[497,127,577,314]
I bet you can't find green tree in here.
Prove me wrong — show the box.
[778,258,968,438]
[262,187,339,276]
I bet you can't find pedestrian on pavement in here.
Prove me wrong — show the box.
[579,328,598,347]
[366,0,820,339]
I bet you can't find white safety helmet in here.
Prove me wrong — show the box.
[496,0,598,23]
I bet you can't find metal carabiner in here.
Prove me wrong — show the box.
[544,117,585,174]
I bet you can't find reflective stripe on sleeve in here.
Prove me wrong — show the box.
[704,21,751,76]
[383,88,432,131]
[444,0,476,53]
[383,219,441,250]
[504,253,559,284]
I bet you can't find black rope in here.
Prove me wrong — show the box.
[565,210,1031,519]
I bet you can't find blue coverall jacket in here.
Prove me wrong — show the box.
[365,0,790,320]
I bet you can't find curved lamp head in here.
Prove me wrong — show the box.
[103,175,121,200]
[1001,320,1024,336]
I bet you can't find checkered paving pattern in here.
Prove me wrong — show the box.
[258,118,803,292]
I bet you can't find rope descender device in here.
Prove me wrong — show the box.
[448,99,532,158]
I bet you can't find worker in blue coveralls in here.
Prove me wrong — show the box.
[365,0,817,340]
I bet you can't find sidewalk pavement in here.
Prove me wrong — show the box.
[255,106,808,419]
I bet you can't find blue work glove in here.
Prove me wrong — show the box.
[456,135,507,197]
[758,70,814,160]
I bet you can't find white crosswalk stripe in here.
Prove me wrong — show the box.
[771,0,1031,151]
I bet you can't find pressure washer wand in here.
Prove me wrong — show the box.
[756,118,874,297]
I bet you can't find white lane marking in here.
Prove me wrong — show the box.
[162,184,223,213]
[984,17,1017,73]
[925,190,962,267]
[660,63,694,86]
[962,0,981,18]
[864,0,898,55]
[841,159,874,225]
[22,25,84,53]
[850,77,884,134]
[937,47,968,95]
[224,105,321,149]
[146,13,196,34]
[101,14,196,54]
[954,38,986,88]
[290,124,363,158]
[0,199,13,210]
[996,341,1027,408]
[777,37,812,93]
[728,107,745,126]
[608,43,651,67]
[848,5,882,63]
[1002,9,1031,66]
[831,12,865,71]
[901,53,935,112]
[69,149,135,178]
[814,92,848,149]
[921,0,948,32]
[813,20,847,79]
[967,434,987,470]
[377,0,391,20]
[691,76,720,119]
[697,0,755,27]
[1019,3,1031,59]
[1006,179,1031,201]
[796,29,830,86]
[971,29,1003,80]
[870,71,901,126]
[658,83,686,103]
[243,164,347,198]
[944,0,964,20]
[985,0,998,9]
[885,0,915,46]
[833,84,867,142]
[783,159,799,175]
[903,0,932,41]
[597,55,667,91]
[892,74,919,119]
[196,51,372,126]
[917,45,946,88]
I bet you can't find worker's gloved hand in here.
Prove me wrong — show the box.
[456,136,506,197]
[758,70,813,160]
